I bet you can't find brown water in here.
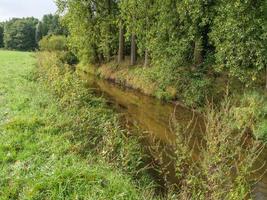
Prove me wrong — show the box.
[80,71,267,199]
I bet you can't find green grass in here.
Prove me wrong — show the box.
[0,50,155,199]
[83,60,213,107]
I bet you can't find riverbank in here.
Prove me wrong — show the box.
[78,60,233,108]
[78,62,168,98]
[2,50,266,199]
[79,61,267,141]
[0,50,156,199]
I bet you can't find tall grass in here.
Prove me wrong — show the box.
[163,96,265,199]
[0,50,156,199]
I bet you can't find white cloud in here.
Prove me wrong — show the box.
[0,0,57,21]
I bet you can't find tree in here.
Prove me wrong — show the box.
[178,0,214,68]
[142,0,188,69]
[128,0,156,67]
[0,25,3,48]
[41,14,66,37]
[210,0,267,84]
[119,0,138,66]
[57,0,267,92]
[56,0,119,64]
[130,33,136,65]
[35,21,43,43]
[39,35,67,51]
[4,18,38,51]
[118,23,125,63]
[35,14,67,44]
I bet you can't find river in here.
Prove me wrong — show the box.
[79,71,267,199]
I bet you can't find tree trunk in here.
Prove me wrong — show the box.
[118,25,125,63]
[107,0,112,61]
[193,37,203,67]
[144,49,149,67]
[92,44,99,63]
[130,34,137,66]
[266,66,267,90]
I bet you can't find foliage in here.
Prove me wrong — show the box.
[168,97,264,199]
[36,14,67,43]
[119,0,156,56]
[0,25,3,48]
[3,18,38,51]
[36,51,156,191]
[39,35,67,51]
[42,14,67,36]
[57,0,267,101]
[236,92,267,141]
[176,71,212,107]
[38,35,78,65]
[97,63,213,106]
[210,0,267,84]
[56,0,119,64]
[0,15,66,51]
[35,22,43,43]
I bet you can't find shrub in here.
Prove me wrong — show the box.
[39,35,78,65]
[59,51,78,65]
[39,35,67,51]
[237,92,267,142]
[169,98,264,199]
[176,70,212,107]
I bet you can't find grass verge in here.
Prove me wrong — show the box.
[0,50,156,199]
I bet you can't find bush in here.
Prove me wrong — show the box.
[238,92,267,142]
[59,51,78,65]
[39,35,67,51]
[39,35,78,65]
[176,70,212,107]
[167,97,264,199]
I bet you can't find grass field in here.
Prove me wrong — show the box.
[0,50,154,199]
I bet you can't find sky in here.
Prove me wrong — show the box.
[0,0,58,22]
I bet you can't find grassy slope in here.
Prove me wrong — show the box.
[79,61,215,107]
[79,62,177,101]
[0,51,152,199]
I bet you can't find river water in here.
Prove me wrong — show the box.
[80,72,267,199]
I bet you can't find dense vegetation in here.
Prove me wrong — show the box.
[35,14,67,43]
[0,0,267,199]
[0,14,65,51]
[170,95,265,199]
[0,24,3,48]
[56,0,267,106]
[53,1,267,197]
[39,35,67,51]
[3,18,38,50]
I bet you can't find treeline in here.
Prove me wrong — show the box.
[0,14,66,51]
[56,0,267,86]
